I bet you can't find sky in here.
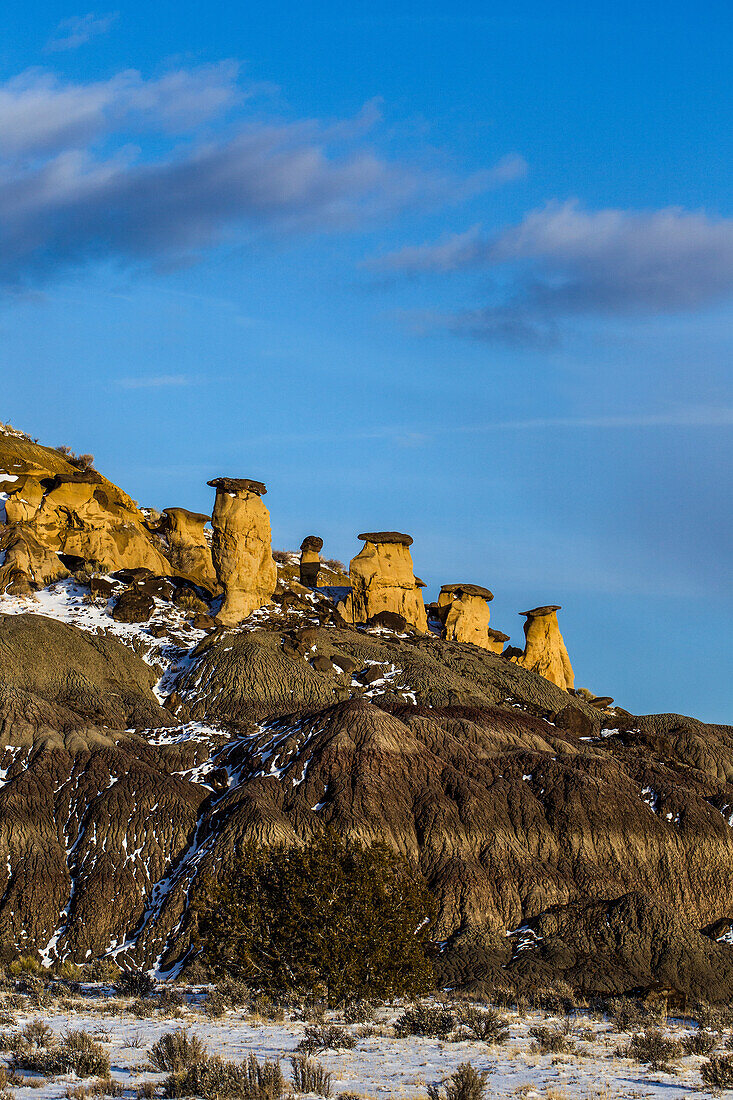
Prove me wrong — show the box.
[0,0,731,722]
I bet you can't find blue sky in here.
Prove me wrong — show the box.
[0,0,731,721]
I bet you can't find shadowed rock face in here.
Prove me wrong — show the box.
[299,535,323,588]
[337,533,428,633]
[513,606,574,690]
[160,508,217,593]
[207,478,277,625]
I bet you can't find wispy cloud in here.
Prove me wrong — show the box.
[115,374,192,389]
[45,12,118,53]
[0,64,493,290]
[371,200,733,342]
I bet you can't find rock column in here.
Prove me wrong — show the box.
[207,477,277,626]
[337,531,428,632]
[299,535,323,587]
[438,583,495,648]
[514,605,574,689]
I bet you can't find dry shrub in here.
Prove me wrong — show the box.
[394,1004,455,1039]
[22,1020,55,1047]
[296,1024,356,1054]
[164,1053,284,1100]
[701,1055,733,1089]
[342,999,376,1024]
[66,1080,123,1099]
[149,1030,207,1072]
[428,1063,488,1100]
[682,1029,719,1055]
[607,998,646,1032]
[625,1028,682,1071]
[136,1083,157,1099]
[530,1024,575,1055]
[290,1055,332,1097]
[455,1005,510,1043]
[11,1029,110,1078]
[117,971,155,998]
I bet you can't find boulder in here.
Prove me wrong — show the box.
[299,535,323,588]
[160,508,217,592]
[207,477,277,626]
[112,588,155,623]
[366,610,408,633]
[337,532,428,633]
[438,584,495,649]
[512,605,574,690]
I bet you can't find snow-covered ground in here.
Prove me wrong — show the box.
[1,993,728,1100]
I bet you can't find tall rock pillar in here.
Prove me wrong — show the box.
[514,604,574,689]
[207,478,277,626]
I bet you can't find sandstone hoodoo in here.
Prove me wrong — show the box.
[513,604,575,690]
[207,477,277,626]
[486,626,510,653]
[160,507,217,592]
[337,531,428,633]
[299,535,323,587]
[438,583,495,649]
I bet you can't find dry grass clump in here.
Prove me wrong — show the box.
[455,1004,510,1043]
[164,1052,284,1100]
[290,1055,332,1097]
[148,1030,207,1072]
[296,1024,356,1054]
[428,1063,488,1100]
[701,1055,733,1089]
[11,1029,110,1078]
[624,1027,682,1071]
[66,1079,123,1099]
[530,1024,575,1055]
[394,1004,456,1039]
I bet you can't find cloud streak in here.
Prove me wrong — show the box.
[0,64,497,290]
[372,201,733,341]
[45,12,118,53]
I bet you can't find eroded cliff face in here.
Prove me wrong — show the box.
[1,424,732,1001]
[337,533,428,633]
[0,432,170,592]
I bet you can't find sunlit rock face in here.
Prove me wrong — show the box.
[438,583,494,649]
[513,604,574,690]
[337,531,428,633]
[207,477,277,626]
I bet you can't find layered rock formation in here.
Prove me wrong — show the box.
[438,583,495,648]
[513,605,574,690]
[0,432,172,593]
[207,478,277,626]
[299,535,323,588]
[337,532,428,633]
[159,508,217,593]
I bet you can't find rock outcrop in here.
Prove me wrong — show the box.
[160,508,217,592]
[337,532,428,633]
[299,535,323,588]
[207,478,277,626]
[487,627,510,654]
[513,605,574,690]
[438,583,495,648]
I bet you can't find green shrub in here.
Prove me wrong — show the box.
[149,1030,208,1072]
[701,1055,733,1089]
[196,829,435,1007]
[394,1004,455,1039]
[290,1055,332,1097]
[296,1025,356,1054]
[428,1063,488,1100]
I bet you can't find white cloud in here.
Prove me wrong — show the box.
[45,12,118,53]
